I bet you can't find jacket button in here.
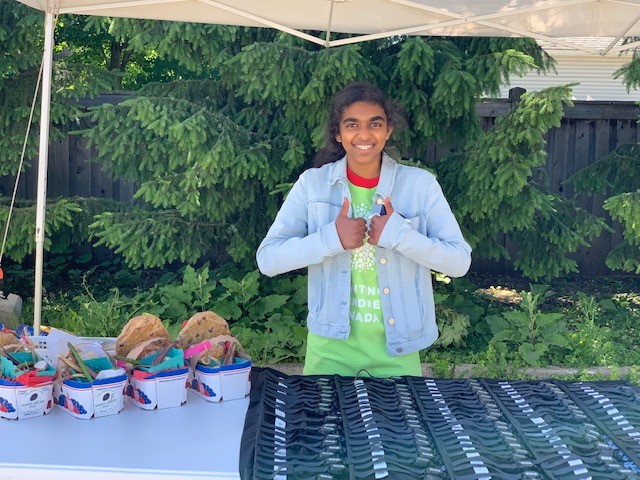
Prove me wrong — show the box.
[388,318,395,325]
[382,287,390,294]
[376,198,383,205]
[380,258,387,265]
[396,347,403,353]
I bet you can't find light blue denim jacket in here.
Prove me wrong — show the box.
[256,154,472,356]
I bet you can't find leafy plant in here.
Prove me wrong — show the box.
[485,285,570,366]
[429,356,455,378]
[432,281,485,348]
[564,292,640,366]
[233,316,306,366]
[433,302,470,348]
[150,264,218,322]
[221,270,308,365]
[42,281,147,338]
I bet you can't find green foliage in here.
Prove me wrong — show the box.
[439,85,608,280]
[614,53,640,92]
[512,195,611,279]
[432,282,485,347]
[477,343,513,378]
[485,286,570,367]
[564,292,623,366]
[429,356,455,378]
[52,285,139,337]
[0,3,50,175]
[567,144,640,196]
[1,8,604,280]
[151,265,218,321]
[0,4,117,177]
[433,302,470,348]
[81,81,307,266]
[583,62,640,273]
[0,197,82,262]
[14,255,640,372]
[233,316,307,366]
[88,208,223,269]
[604,191,640,273]
[27,262,309,365]
[388,37,553,153]
[566,143,640,274]
[564,291,640,366]
[0,196,129,264]
[218,270,308,365]
[69,30,553,271]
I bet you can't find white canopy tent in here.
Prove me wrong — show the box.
[15,0,640,332]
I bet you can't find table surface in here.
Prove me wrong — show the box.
[0,392,249,480]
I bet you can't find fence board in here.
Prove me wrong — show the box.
[48,139,70,198]
[583,120,613,275]
[610,119,637,260]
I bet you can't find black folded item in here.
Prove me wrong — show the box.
[240,367,640,479]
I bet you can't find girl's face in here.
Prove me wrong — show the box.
[336,101,393,177]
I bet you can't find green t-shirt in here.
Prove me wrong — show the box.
[304,182,421,377]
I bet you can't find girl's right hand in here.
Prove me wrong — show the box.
[335,198,367,250]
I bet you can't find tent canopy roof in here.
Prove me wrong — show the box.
[17,0,640,55]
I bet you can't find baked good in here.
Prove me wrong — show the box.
[176,311,230,362]
[115,313,171,357]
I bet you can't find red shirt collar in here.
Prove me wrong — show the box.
[347,168,379,188]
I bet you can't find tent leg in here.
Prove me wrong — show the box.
[33,10,55,336]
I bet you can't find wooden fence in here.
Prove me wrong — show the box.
[1,92,638,276]
[476,95,639,276]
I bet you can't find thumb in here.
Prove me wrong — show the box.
[338,197,350,218]
[384,197,394,215]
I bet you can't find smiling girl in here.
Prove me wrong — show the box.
[257,82,472,377]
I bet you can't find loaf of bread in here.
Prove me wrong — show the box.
[115,313,171,357]
[176,311,230,362]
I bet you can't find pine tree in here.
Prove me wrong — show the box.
[438,85,609,280]
[0,4,117,263]
[77,28,559,270]
[566,143,640,273]
[555,59,640,274]
[9,10,622,280]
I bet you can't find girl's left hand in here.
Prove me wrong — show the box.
[367,197,393,245]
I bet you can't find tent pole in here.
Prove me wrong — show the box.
[33,9,55,336]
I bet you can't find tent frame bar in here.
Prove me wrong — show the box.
[33,6,56,334]
[52,0,640,55]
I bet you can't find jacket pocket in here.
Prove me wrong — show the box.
[388,257,423,339]
[307,263,324,316]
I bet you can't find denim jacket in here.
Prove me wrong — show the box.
[256,154,472,356]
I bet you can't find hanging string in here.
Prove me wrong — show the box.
[0,10,59,277]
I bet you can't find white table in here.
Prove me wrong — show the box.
[0,392,249,480]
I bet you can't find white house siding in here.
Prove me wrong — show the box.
[498,55,639,102]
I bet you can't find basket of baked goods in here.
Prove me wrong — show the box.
[178,311,251,402]
[0,327,56,420]
[51,329,127,420]
[115,314,188,410]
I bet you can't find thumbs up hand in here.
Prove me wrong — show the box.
[335,198,367,250]
[368,197,393,246]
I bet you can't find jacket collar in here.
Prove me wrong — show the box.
[328,153,397,198]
